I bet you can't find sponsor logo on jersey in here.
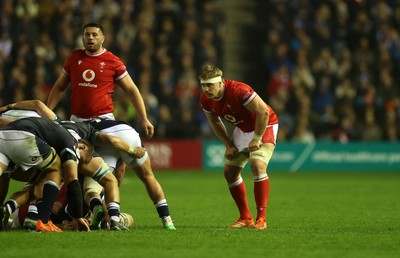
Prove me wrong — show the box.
[82,69,95,81]
[79,69,98,88]
[78,82,98,88]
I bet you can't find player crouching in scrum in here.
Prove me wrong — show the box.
[1,100,176,230]
[0,101,146,231]
[0,116,93,232]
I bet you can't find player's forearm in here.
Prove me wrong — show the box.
[47,89,63,110]
[110,136,131,154]
[253,109,269,140]
[210,121,233,148]
[0,103,15,113]
[48,74,69,110]
[128,89,149,122]
[8,100,57,120]
[120,75,150,122]
[96,133,133,154]
[104,135,144,157]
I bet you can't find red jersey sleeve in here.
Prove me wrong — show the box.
[113,55,128,81]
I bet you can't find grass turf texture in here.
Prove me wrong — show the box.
[1,170,399,258]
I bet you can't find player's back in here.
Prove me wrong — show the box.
[0,117,77,154]
[88,119,137,140]
[57,120,99,144]
[2,117,63,141]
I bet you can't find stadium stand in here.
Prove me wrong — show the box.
[0,0,399,141]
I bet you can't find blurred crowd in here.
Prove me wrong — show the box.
[0,0,223,139]
[261,0,400,143]
[1,0,400,142]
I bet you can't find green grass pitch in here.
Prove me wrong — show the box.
[1,170,399,258]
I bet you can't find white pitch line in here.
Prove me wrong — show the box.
[289,142,316,172]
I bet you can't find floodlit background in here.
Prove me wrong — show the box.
[2,0,400,171]
[2,0,400,142]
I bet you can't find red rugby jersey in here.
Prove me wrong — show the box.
[200,80,278,132]
[63,49,127,118]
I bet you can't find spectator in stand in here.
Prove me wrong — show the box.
[266,64,292,99]
[383,108,399,141]
[0,31,12,66]
[360,107,383,141]
[292,117,316,144]
[291,49,316,96]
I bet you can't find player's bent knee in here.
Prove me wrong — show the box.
[99,173,118,188]
[249,144,275,164]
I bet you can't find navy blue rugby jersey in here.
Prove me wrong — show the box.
[86,118,129,131]
[56,120,100,145]
[0,117,77,153]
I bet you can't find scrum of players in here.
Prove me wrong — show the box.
[0,100,175,232]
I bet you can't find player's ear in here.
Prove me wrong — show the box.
[78,143,86,150]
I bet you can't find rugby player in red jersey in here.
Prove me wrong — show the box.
[199,65,279,230]
[47,22,153,137]
[47,23,175,229]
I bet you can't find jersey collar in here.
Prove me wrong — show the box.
[85,48,106,56]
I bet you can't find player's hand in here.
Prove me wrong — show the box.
[248,139,261,152]
[142,119,154,138]
[225,145,238,160]
[72,218,91,232]
[133,146,146,158]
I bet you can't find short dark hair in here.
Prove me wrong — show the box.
[83,23,104,34]
[78,138,94,154]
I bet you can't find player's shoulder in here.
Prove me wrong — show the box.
[69,49,86,58]
[225,80,255,103]
[65,49,86,64]
[225,79,251,89]
[101,50,126,70]
[103,49,122,61]
[226,80,253,94]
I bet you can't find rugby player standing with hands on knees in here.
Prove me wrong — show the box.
[199,65,279,230]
